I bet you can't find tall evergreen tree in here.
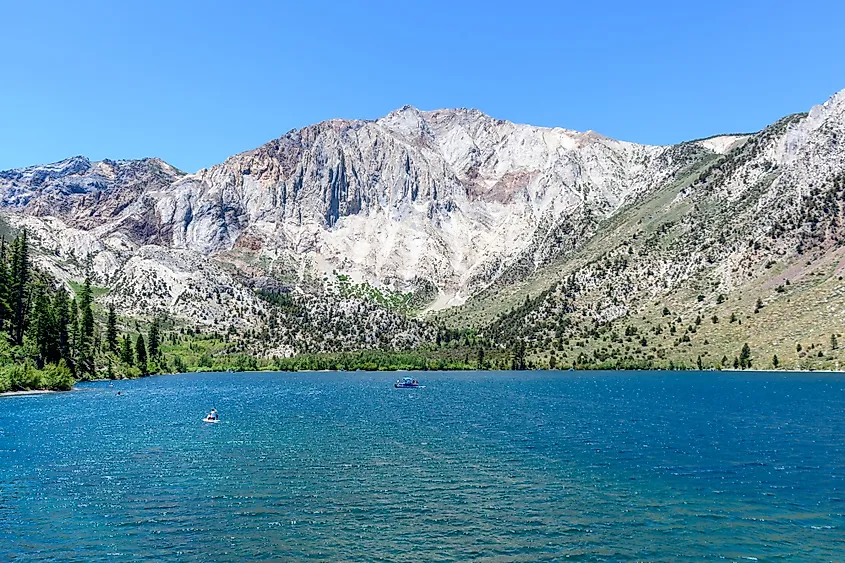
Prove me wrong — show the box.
[120,334,134,365]
[0,237,11,333]
[510,340,527,370]
[135,333,148,374]
[77,273,95,377]
[68,299,80,374]
[105,304,118,354]
[148,317,160,360]
[31,284,59,367]
[739,343,752,369]
[53,289,71,366]
[9,230,30,346]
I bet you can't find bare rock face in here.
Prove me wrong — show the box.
[1,90,844,332]
[140,106,707,301]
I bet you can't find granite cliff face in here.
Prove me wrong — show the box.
[1,91,843,349]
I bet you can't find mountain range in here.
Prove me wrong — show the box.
[2,89,844,368]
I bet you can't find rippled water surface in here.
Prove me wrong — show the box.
[1,370,844,561]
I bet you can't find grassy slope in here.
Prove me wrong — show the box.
[561,248,845,370]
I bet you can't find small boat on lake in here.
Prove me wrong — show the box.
[203,408,220,423]
[394,376,420,388]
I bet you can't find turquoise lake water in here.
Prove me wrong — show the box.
[1,370,843,561]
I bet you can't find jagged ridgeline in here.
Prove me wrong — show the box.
[1,89,844,378]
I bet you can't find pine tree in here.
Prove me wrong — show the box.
[105,304,118,353]
[9,230,30,346]
[135,333,148,374]
[772,354,779,368]
[0,237,11,332]
[739,343,752,369]
[53,289,71,366]
[68,299,80,373]
[511,340,527,370]
[148,317,160,360]
[831,334,838,350]
[77,273,95,377]
[31,284,59,367]
[120,334,134,365]
[476,346,485,370]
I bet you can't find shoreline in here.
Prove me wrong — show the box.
[4,368,842,397]
[181,367,845,375]
[0,389,57,398]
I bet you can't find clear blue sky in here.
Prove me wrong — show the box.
[1,0,843,172]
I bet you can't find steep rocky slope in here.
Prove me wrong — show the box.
[453,91,845,369]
